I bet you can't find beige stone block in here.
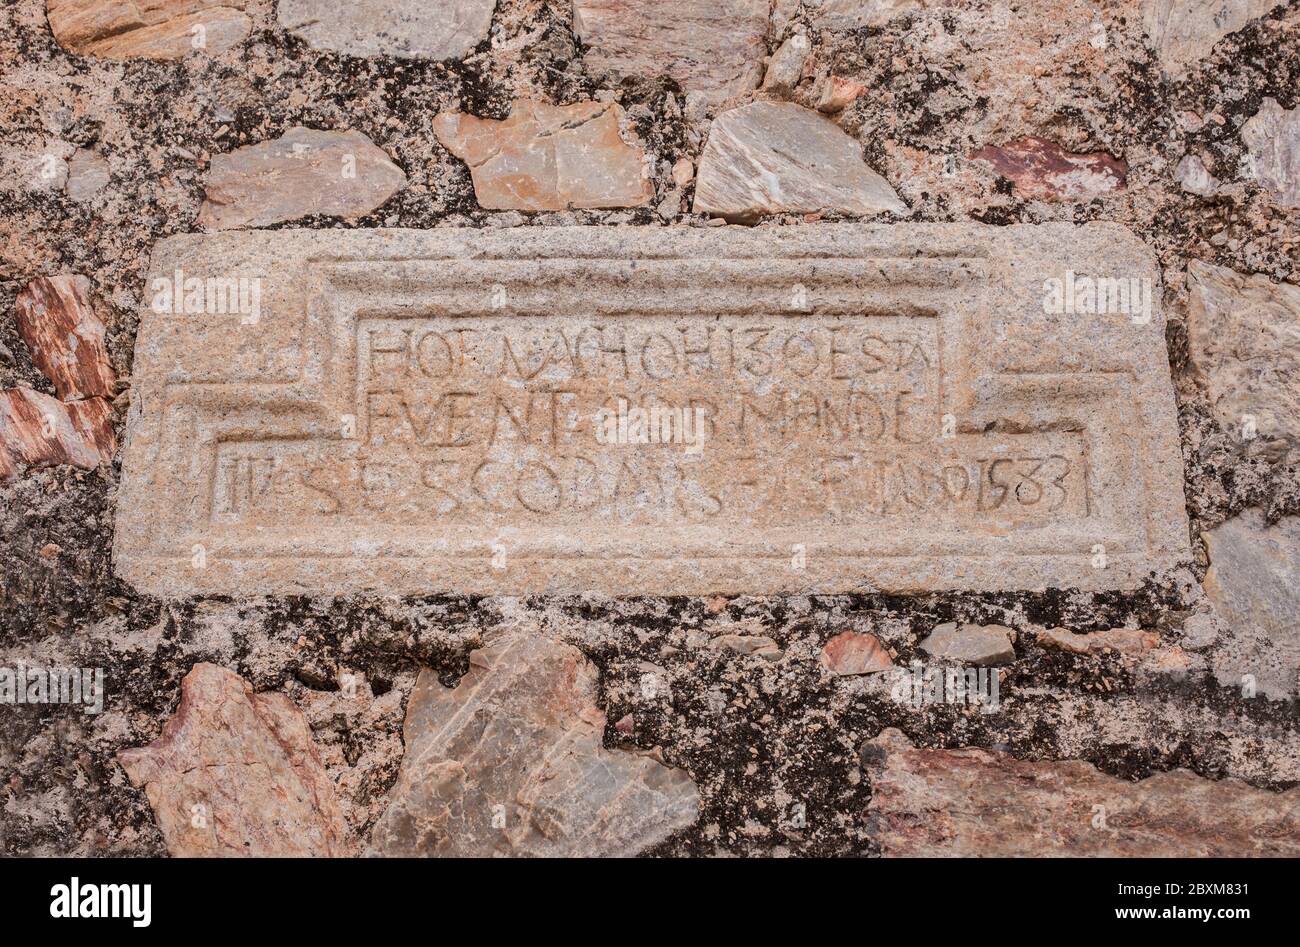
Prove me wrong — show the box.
[114,223,1189,596]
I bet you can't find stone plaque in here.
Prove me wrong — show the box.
[114,224,1190,596]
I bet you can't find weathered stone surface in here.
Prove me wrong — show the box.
[920,622,1016,665]
[807,0,925,30]
[1203,509,1300,697]
[694,102,907,222]
[762,33,811,97]
[970,137,1126,202]
[64,148,110,203]
[1142,0,1280,78]
[1186,260,1300,443]
[278,0,495,60]
[0,389,115,480]
[711,633,783,662]
[371,633,700,856]
[434,101,651,211]
[1175,153,1221,196]
[573,0,767,104]
[117,663,352,856]
[1241,97,1300,209]
[1036,626,1160,656]
[15,275,116,401]
[113,224,1189,597]
[821,631,893,675]
[863,728,1300,856]
[47,0,251,60]
[198,127,406,230]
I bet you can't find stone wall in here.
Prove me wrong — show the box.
[1,0,1298,857]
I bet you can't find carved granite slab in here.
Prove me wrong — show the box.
[114,224,1189,596]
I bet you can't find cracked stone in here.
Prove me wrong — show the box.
[693,101,907,222]
[920,623,1016,666]
[277,0,496,60]
[117,663,353,857]
[371,632,700,856]
[47,0,252,60]
[15,274,116,401]
[863,728,1300,856]
[970,137,1126,201]
[197,127,406,230]
[0,389,115,481]
[573,0,767,105]
[1186,260,1300,444]
[434,100,652,212]
[1241,97,1300,210]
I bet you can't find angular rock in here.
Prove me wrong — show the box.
[710,633,783,662]
[863,728,1300,856]
[920,623,1016,666]
[807,0,925,30]
[693,101,907,222]
[198,127,406,230]
[821,631,893,675]
[1241,97,1300,209]
[1175,153,1221,196]
[47,0,252,60]
[277,0,496,60]
[15,274,116,401]
[371,633,699,856]
[65,148,110,203]
[970,137,1126,201]
[1186,260,1300,443]
[434,100,651,212]
[762,33,811,97]
[815,75,867,113]
[573,0,767,104]
[118,663,351,857]
[1142,0,1279,78]
[1036,626,1160,656]
[1202,509,1300,697]
[0,389,115,481]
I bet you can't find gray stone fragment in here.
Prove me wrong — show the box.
[1241,97,1300,209]
[1203,509,1300,699]
[693,101,907,222]
[371,632,700,856]
[64,149,110,203]
[920,623,1016,666]
[278,0,496,60]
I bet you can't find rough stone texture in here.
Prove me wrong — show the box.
[197,127,407,230]
[5,0,1300,861]
[1142,0,1281,78]
[1175,153,1221,196]
[710,633,783,662]
[46,0,251,60]
[1187,260,1300,444]
[573,0,768,104]
[434,101,652,211]
[969,137,1127,202]
[0,388,115,480]
[763,33,812,97]
[920,622,1016,665]
[694,102,907,221]
[1241,96,1300,209]
[863,728,1300,856]
[278,0,496,60]
[113,223,1189,597]
[807,0,926,30]
[117,662,353,856]
[820,630,893,675]
[64,148,110,203]
[1202,509,1300,698]
[370,632,699,856]
[1035,626,1160,656]
[14,274,115,401]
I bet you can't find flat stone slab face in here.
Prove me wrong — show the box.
[115,224,1189,597]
